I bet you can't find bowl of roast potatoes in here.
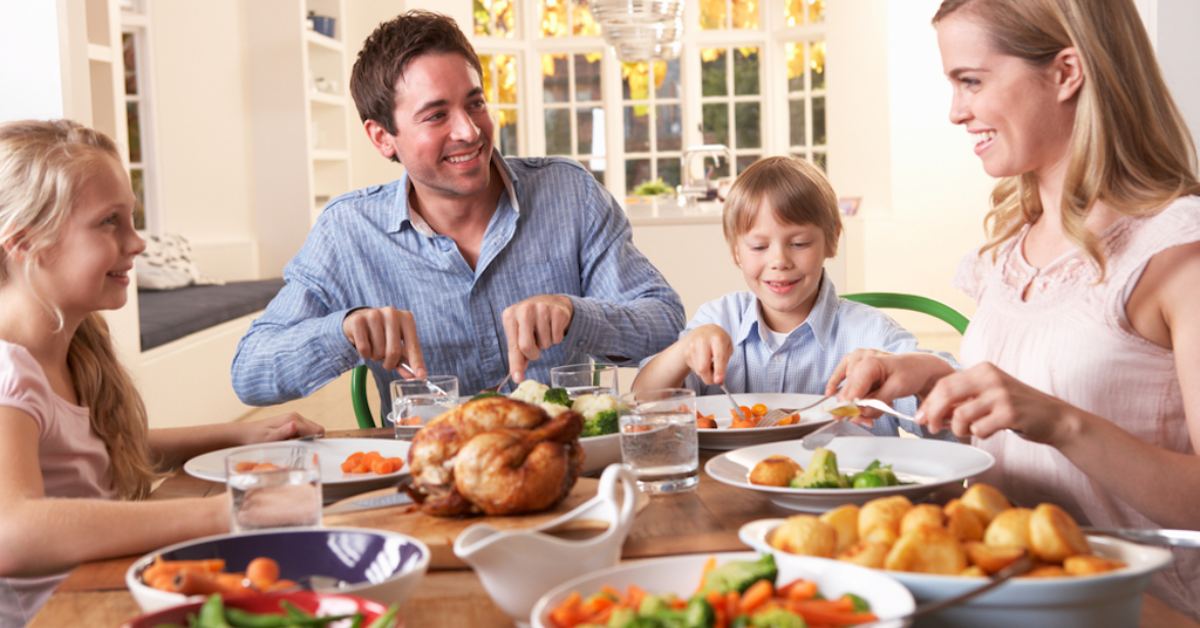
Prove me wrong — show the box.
[739,484,1173,628]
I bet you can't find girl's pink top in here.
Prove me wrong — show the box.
[956,195,1200,618]
[0,340,116,627]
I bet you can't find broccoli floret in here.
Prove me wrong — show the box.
[850,461,899,488]
[699,554,778,596]
[544,386,571,407]
[791,448,850,489]
[582,409,620,437]
[844,592,871,613]
[748,607,806,628]
[682,595,715,628]
[470,391,503,401]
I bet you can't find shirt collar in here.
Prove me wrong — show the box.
[389,148,519,235]
[732,271,840,350]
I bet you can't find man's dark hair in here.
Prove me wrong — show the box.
[350,10,484,135]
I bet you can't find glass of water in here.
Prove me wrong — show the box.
[550,362,619,397]
[225,446,322,532]
[618,388,699,494]
[390,375,459,439]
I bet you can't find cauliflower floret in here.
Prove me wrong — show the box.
[510,379,550,405]
[571,393,619,419]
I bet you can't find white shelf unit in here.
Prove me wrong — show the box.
[246,0,353,276]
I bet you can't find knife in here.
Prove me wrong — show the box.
[324,491,414,515]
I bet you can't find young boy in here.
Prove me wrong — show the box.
[633,156,943,436]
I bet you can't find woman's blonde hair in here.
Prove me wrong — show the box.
[0,119,155,500]
[722,156,842,255]
[934,0,1200,274]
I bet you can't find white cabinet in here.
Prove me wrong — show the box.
[246,0,353,277]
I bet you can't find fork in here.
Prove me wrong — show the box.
[719,384,752,423]
[758,392,837,428]
[799,397,909,449]
[482,372,512,394]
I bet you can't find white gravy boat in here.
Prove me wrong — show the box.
[453,463,638,621]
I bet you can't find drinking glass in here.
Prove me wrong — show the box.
[225,446,322,532]
[618,388,699,493]
[550,363,619,397]
[390,375,459,439]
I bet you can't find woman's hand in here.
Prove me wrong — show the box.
[681,325,734,385]
[237,412,325,445]
[918,362,1078,444]
[825,350,956,419]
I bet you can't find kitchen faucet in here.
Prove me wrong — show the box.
[678,144,734,204]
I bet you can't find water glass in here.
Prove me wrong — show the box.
[618,388,699,493]
[390,375,459,439]
[225,446,322,532]
[550,363,619,397]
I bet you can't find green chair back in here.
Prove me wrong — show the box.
[350,365,376,428]
[841,292,970,335]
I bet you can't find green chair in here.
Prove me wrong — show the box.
[350,365,377,428]
[841,292,970,335]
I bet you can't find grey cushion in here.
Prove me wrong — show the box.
[138,279,285,350]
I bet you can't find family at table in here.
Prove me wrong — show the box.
[1,0,1198,625]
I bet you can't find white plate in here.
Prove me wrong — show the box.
[695,393,833,450]
[739,519,1173,628]
[530,551,914,628]
[705,437,994,511]
[580,433,621,475]
[183,438,410,501]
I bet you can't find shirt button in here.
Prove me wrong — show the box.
[437,238,453,252]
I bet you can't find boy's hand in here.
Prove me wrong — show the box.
[238,412,325,445]
[682,325,734,385]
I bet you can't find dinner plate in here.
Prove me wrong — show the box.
[530,550,913,627]
[580,433,621,475]
[704,437,994,511]
[183,438,410,501]
[739,519,1173,628]
[695,392,833,450]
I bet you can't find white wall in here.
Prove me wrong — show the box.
[1142,0,1200,154]
[0,2,69,121]
[346,2,409,190]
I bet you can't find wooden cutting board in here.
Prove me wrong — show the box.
[323,477,649,570]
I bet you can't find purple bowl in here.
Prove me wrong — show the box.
[126,527,429,612]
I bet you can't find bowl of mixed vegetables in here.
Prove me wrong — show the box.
[122,591,399,628]
[531,551,913,627]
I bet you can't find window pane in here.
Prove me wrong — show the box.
[733,47,759,95]
[621,62,650,100]
[813,95,826,145]
[786,43,804,92]
[656,104,682,151]
[789,98,806,146]
[573,0,600,36]
[626,158,652,193]
[126,102,141,163]
[541,0,567,37]
[624,106,650,152]
[700,49,727,96]
[702,103,729,146]
[735,102,761,149]
[731,0,759,29]
[545,108,572,155]
[786,0,803,26]
[495,54,518,104]
[699,0,727,29]
[498,109,519,154]
[810,41,826,91]
[122,33,137,95]
[808,0,826,24]
[786,0,825,24]
[656,157,681,189]
[575,53,602,101]
[475,0,516,37]
[654,59,681,100]
[130,168,145,230]
[480,54,495,97]
[590,167,605,185]
[577,108,599,156]
[813,151,828,172]
[543,54,569,103]
[737,154,760,174]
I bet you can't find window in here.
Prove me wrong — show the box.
[699,0,761,30]
[543,52,606,182]
[121,6,155,231]
[783,0,827,171]
[474,0,518,38]
[479,54,521,156]
[700,47,762,175]
[622,60,683,193]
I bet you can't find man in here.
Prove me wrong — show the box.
[231,11,684,413]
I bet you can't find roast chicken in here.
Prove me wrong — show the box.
[406,396,585,516]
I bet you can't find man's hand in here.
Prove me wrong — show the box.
[502,295,574,382]
[342,306,426,378]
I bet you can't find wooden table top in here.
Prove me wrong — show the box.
[30,429,1198,627]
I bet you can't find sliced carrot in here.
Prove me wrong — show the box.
[738,579,773,614]
[696,556,717,593]
[340,460,358,472]
[588,604,615,624]
[792,598,855,614]
[233,461,257,473]
[600,585,622,602]
[142,558,224,583]
[245,557,280,589]
[251,462,281,472]
[725,590,740,620]
[582,594,614,617]
[371,459,395,474]
[751,403,768,416]
[626,585,645,611]
[730,417,759,429]
[790,606,878,626]
[549,591,583,628]
[784,579,818,601]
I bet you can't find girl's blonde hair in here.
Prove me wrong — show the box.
[722,156,842,255]
[934,0,1200,274]
[0,119,155,500]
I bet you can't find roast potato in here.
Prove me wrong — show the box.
[984,508,1033,550]
[884,527,968,575]
[1063,554,1125,576]
[964,541,1026,574]
[770,515,837,558]
[749,455,802,487]
[858,495,913,539]
[1029,503,1090,562]
[961,483,1011,524]
[945,499,986,542]
[819,504,860,553]
[900,504,945,536]
[837,541,889,569]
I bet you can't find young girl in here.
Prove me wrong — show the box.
[831,0,1200,618]
[0,119,323,626]
[634,156,946,437]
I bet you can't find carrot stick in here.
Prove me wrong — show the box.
[792,598,855,613]
[142,558,224,583]
[549,591,583,628]
[739,579,774,615]
[725,591,740,620]
[173,569,251,597]
[792,608,878,626]
[783,579,818,601]
[696,557,717,593]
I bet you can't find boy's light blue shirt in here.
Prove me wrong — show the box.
[674,274,950,438]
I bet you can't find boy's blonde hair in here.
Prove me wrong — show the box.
[722,156,842,255]
[0,119,156,500]
[933,0,1200,276]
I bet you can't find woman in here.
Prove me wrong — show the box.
[829,0,1200,618]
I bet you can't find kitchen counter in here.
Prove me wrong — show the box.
[624,196,724,226]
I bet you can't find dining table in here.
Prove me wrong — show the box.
[29,427,1198,627]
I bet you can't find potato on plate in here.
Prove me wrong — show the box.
[748,455,802,487]
[900,504,945,536]
[961,483,1010,524]
[984,508,1033,550]
[859,495,913,540]
[819,504,860,553]
[964,541,1026,574]
[1030,503,1090,562]
[770,515,837,558]
[837,541,889,569]
[944,499,986,542]
[884,527,968,575]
